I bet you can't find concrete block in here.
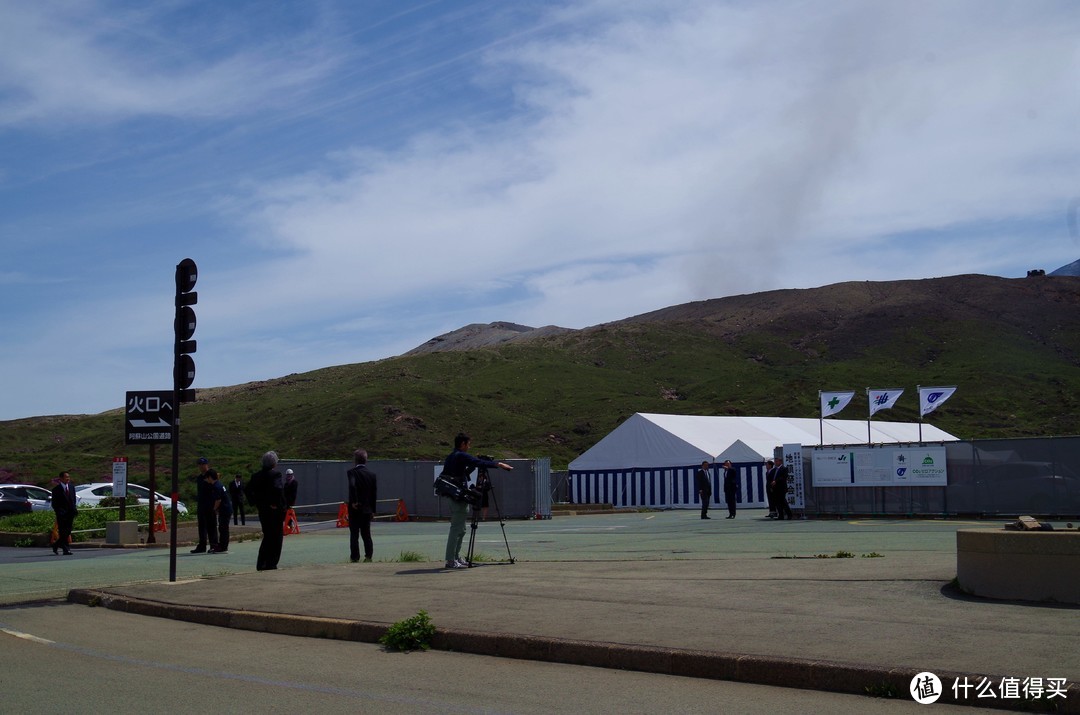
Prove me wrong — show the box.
[956,529,1080,604]
[105,520,139,545]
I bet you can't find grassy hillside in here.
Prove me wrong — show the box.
[2,274,1078,502]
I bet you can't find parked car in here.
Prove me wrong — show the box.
[0,491,33,518]
[0,484,54,511]
[75,483,188,514]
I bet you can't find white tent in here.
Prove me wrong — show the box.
[568,413,959,509]
[569,413,959,471]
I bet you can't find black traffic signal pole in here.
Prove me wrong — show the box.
[170,258,198,582]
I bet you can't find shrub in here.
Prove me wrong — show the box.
[380,610,436,652]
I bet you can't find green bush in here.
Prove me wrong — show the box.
[379,610,436,652]
[0,504,195,539]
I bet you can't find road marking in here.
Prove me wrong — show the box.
[0,627,54,645]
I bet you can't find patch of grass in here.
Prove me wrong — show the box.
[396,550,425,562]
[861,552,884,558]
[864,681,900,698]
[813,551,856,559]
[380,610,436,652]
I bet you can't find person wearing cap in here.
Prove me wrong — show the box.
[207,468,232,553]
[191,457,219,553]
[283,469,298,509]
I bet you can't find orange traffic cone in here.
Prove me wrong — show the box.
[336,503,350,528]
[282,508,300,535]
[153,503,167,533]
[394,499,409,522]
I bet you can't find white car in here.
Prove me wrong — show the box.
[75,483,188,514]
[0,484,54,512]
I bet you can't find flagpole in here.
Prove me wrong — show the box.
[917,384,923,444]
[866,387,871,446]
[818,390,823,445]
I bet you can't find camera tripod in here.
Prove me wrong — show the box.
[465,467,515,567]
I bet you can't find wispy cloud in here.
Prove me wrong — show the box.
[0,0,338,126]
[2,0,1079,420]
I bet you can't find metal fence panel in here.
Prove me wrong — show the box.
[800,436,1080,516]
[279,458,548,519]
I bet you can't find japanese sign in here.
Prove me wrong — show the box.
[125,390,174,445]
[112,456,128,497]
[812,446,948,487]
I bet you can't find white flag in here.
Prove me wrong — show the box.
[820,391,855,418]
[919,386,957,417]
[868,388,903,416]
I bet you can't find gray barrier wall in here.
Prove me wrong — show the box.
[279,458,551,520]
[800,436,1080,516]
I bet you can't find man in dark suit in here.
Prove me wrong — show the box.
[51,471,77,555]
[722,460,739,518]
[346,448,378,563]
[228,473,246,526]
[246,450,285,571]
[773,459,794,520]
[695,460,712,519]
[763,459,778,518]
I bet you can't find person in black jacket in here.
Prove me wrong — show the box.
[228,473,246,526]
[440,433,512,569]
[283,469,298,508]
[346,448,378,563]
[246,451,286,571]
[773,459,794,520]
[722,460,739,518]
[191,457,218,553]
[207,469,232,554]
[50,471,78,555]
[695,460,712,519]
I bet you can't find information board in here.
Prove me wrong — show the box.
[812,446,947,487]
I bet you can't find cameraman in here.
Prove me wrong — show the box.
[441,432,512,569]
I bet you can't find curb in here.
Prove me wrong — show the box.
[66,588,1079,712]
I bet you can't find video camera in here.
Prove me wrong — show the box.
[434,474,483,506]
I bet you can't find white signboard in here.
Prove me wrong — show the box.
[813,447,947,487]
[112,457,128,497]
[782,443,805,508]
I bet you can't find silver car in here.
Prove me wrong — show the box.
[0,484,54,512]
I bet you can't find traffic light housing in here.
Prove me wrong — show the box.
[174,259,198,400]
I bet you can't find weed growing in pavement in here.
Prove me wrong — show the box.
[861,552,884,558]
[396,550,425,562]
[380,610,436,652]
[864,681,900,698]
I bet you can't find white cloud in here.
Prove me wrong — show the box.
[3,0,1080,420]
[222,0,1080,323]
[0,1,338,126]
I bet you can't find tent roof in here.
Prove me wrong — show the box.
[568,412,959,471]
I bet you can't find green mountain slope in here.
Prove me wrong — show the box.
[2,274,1078,501]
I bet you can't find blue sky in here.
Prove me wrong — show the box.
[2,0,1078,421]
